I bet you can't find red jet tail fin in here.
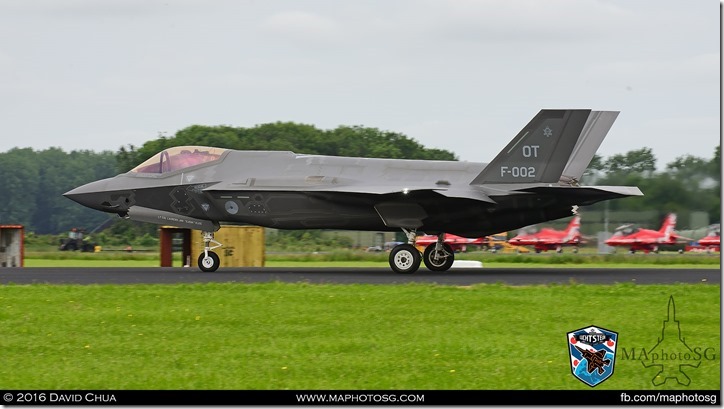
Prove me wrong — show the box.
[563,215,581,241]
[659,213,677,240]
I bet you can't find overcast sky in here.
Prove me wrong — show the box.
[1,0,719,169]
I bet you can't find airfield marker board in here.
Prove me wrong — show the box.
[0,225,24,267]
[190,226,265,268]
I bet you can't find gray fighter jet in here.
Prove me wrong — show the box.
[64,109,643,273]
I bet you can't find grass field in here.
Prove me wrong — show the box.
[0,282,719,390]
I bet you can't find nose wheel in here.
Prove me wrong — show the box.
[198,251,220,272]
[198,231,223,272]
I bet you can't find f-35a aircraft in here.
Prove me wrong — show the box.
[65,109,643,273]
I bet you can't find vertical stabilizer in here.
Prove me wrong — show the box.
[559,111,619,185]
[659,213,677,240]
[563,215,582,242]
[471,110,592,185]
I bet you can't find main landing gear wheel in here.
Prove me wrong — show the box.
[389,244,422,274]
[423,243,455,272]
[198,251,220,272]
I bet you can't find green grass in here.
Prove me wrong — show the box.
[24,259,162,268]
[0,282,719,390]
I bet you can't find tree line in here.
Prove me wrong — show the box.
[0,122,719,237]
[584,146,720,222]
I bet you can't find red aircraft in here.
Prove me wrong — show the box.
[507,215,582,253]
[415,233,484,253]
[605,213,689,254]
[696,223,720,252]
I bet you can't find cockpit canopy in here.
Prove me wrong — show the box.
[612,224,638,236]
[706,224,721,237]
[130,146,227,174]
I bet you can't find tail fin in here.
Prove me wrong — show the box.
[659,213,677,240]
[560,111,619,184]
[471,109,618,185]
[563,215,581,241]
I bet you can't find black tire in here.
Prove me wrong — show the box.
[423,243,455,272]
[389,244,421,274]
[198,251,220,272]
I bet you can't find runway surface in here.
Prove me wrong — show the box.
[0,266,720,286]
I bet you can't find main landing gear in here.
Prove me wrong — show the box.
[198,231,223,272]
[388,230,455,274]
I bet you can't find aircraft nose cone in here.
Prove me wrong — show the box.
[63,179,119,213]
[64,180,103,209]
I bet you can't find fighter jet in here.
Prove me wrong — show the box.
[414,233,485,253]
[605,213,690,254]
[574,345,612,375]
[507,215,583,253]
[697,223,720,252]
[64,109,643,273]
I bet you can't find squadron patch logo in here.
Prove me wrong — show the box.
[567,325,618,387]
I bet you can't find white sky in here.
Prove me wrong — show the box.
[0,0,720,169]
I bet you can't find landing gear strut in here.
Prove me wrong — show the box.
[198,231,222,272]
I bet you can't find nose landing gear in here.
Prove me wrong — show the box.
[198,231,223,272]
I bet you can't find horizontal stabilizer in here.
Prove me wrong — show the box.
[515,185,643,204]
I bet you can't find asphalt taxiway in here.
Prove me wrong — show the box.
[0,267,719,286]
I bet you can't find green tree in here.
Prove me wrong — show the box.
[590,146,720,227]
[603,147,657,174]
[117,122,457,173]
[0,148,120,234]
[0,148,39,226]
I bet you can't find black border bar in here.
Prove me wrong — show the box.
[1,390,721,406]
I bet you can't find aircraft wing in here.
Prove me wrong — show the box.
[673,232,695,241]
[206,181,498,203]
[606,238,641,244]
[207,180,430,195]
[207,181,641,201]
